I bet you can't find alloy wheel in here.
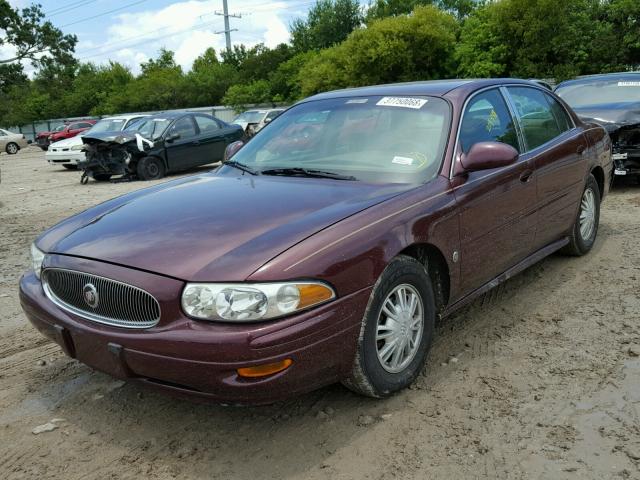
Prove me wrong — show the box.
[579,187,596,241]
[375,284,424,374]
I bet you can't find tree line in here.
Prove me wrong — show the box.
[1,0,639,127]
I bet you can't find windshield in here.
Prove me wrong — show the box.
[228,96,451,184]
[125,117,172,138]
[233,111,264,124]
[556,78,640,107]
[86,118,127,134]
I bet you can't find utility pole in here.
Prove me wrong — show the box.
[215,0,241,52]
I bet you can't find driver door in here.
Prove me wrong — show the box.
[165,115,199,172]
[453,88,537,294]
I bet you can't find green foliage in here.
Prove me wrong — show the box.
[291,0,363,51]
[298,5,459,96]
[365,0,476,22]
[455,0,628,81]
[0,1,77,67]
[222,80,273,111]
[2,0,640,127]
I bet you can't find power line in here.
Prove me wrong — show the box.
[60,0,150,28]
[76,12,217,56]
[46,0,99,17]
[77,18,223,61]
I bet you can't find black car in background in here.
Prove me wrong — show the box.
[555,72,640,179]
[78,112,245,182]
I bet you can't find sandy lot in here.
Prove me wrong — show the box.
[1,147,639,480]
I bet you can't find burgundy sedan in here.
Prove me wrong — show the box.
[20,79,612,404]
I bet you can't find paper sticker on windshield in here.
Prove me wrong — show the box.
[618,81,640,87]
[392,156,414,165]
[377,97,428,109]
[346,98,368,104]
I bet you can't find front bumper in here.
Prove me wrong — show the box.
[46,149,86,165]
[19,256,370,405]
[613,150,640,176]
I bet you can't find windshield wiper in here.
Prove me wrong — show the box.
[224,160,260,176]
[261,167,356,181]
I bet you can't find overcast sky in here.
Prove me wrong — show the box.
[6,0,327,75]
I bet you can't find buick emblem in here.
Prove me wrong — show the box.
[83,283,99,309]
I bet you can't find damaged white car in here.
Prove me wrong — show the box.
[46,115,148,169]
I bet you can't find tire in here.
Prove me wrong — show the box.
[562,174,600,256]
[342,255,436,398]
[62,164,77,170]
[38,145,48,151]
[6,143,19,155]
[93,173,112,182]
[136,156,165,181]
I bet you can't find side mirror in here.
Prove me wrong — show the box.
[165,133,180,143]
[460,141,519,172]
[263,117,272,125]
[224,140,244,161]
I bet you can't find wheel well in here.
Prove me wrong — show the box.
[591,166,604,201]
[400,244,450,315]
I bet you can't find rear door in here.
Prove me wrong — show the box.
[164,115,199,172]
[453,88,537,293]
[192,115,228,164]
[0,129,7,150]
[504,86,588,250]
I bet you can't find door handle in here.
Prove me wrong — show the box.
[190,140,201,145]
[576,145,586,155]
[519,169,533,183]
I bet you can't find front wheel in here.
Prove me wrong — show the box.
[343,255,435,398]
[6,142,18,154]
[137,156,165,181]
[562,174,600,256]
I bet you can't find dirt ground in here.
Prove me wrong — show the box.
[1,147,639,480]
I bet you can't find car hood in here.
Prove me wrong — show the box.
[38,172,409,281]
[233,121,249,130]
[571,101,640,132]
[81,131,141,145]
[50,136,83,148]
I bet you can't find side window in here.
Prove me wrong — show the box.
[68,123,81,130]
[508,87,562,150]
[265,110,281,121]
[460,89,520,153]
[194,115,220,134]
[169,116,197,139]
[124,117,142,129]
[544,93,573,133]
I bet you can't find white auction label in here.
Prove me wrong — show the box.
[376,97,428,109]
[392,156,414,165]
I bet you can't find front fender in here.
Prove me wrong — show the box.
[247,176,461,300]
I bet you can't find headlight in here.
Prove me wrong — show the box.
[70,145,85,151]
[181,282,335,322]
[30,243,45,279]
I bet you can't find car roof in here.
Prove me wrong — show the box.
[556,72,640,89]
[146,111,190,119]
[102,114,150,121]
[303,78,540,102]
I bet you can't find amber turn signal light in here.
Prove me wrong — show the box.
[237,359,293,378]
[297,284,334,309]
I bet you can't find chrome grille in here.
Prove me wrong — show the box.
[43,268,161,329]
